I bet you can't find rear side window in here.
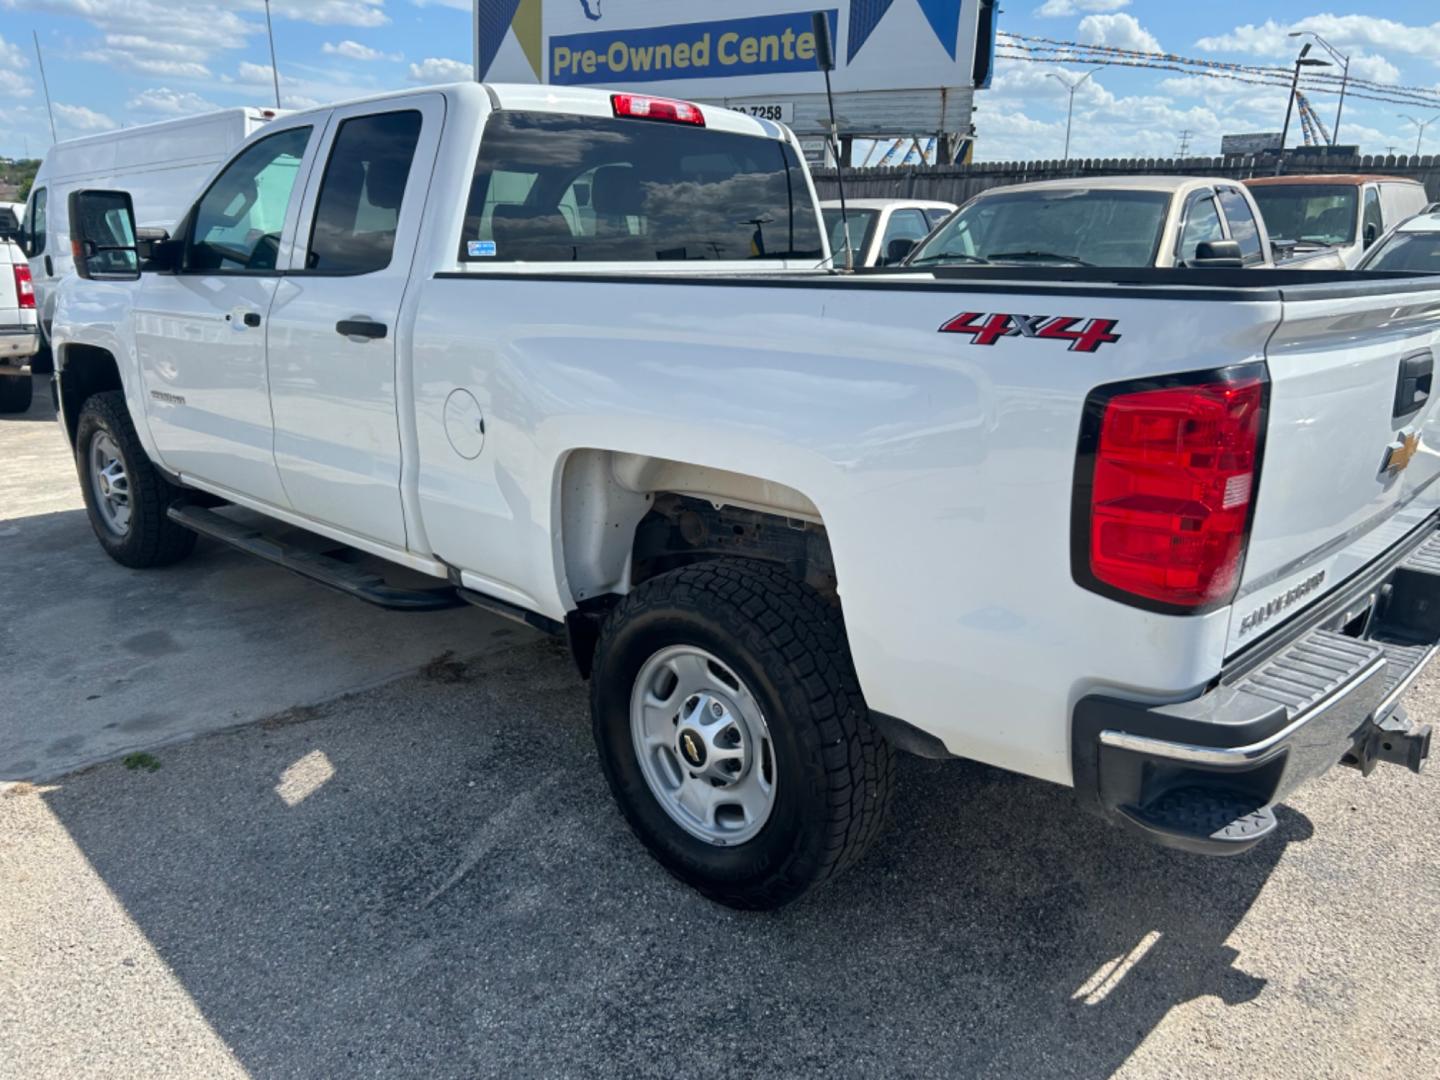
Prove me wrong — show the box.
[1216,188,1264,264]
[879,209,931,265]
[28,188,47,256]
[461,111,822,263]
[307,111,423,274]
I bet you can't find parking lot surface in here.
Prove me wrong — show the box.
[3,373,1439,1078]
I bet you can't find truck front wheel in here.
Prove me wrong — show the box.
[590,559,894,909]
[75,391,196,569]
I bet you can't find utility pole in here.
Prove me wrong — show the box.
[32,32,57,145]
[1175,130,1193,158]
[1047,68,1101,163]
[1290,31,1350,145]
[1277,43,1330,175]
[263,0,282,109]
[1400,113,1440,157]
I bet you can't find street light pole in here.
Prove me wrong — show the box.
[1047,68,1101,163]
[1277,44,1330,175]
[1290,31,1350,145]
[1400,113,1440,157]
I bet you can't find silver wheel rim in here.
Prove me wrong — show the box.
[629,645,778,847]
[88,430,132,536]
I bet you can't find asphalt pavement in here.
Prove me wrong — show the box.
[3,374,1439,1078]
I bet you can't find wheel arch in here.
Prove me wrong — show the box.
[557,449,841,675]
[56,342,124,448]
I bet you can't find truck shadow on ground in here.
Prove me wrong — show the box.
[40,639,1301,1079]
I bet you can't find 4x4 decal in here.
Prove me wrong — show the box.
[940,313,1122,353]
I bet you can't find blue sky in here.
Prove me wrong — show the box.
[1,1,1438,161]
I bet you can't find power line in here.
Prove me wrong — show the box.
[996,33,1440,112]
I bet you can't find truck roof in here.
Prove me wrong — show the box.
[1246,174,1426,188]
[270,82,790,143]
[973,175,1238,197]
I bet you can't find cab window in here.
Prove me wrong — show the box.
[1216,188,1264,265]
[1363,188,1385,247]
[187,126,312,273]
[1177,194,1225,265]
[879,209,931,265]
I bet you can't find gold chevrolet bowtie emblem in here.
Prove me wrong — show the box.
[682,732,701,765]
[1385,432,1423,476]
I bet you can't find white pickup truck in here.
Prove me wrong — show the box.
[53,83,1438,908]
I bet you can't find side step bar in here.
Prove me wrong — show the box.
[167,504,464,612]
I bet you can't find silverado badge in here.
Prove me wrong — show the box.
[1384,432,1422,476]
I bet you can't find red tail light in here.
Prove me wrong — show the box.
[1075,369,1267,611]
[611,93,705,126]
[13,264,34,309]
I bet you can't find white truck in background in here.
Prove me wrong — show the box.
[0,236,39,412]
[14,107,282,356]
[50,82,1438,908]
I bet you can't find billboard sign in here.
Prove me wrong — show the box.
[475,0,998,138]
[1221,132,1283,156]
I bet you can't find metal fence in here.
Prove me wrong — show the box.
[811,152,1440,205]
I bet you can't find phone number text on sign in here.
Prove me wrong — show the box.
[732,102,794,123]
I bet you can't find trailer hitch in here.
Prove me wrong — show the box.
[1342,706,1432,777]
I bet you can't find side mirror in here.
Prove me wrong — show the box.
[1365,223,1379,248]
[885,238,917,265]
[69,189,141,281]
[1192,239,1245,268]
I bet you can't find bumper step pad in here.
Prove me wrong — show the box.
[1120,788,1277,854]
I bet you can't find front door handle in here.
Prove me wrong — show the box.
[336,318,388,341]
[44,255,53,277]
[243,312,263,328]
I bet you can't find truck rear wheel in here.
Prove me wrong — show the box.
[75,391,196,569]
[0,374,33,414]
[590,559,894,909]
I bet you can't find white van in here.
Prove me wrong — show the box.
[16,108,281,345]
[1246,175,1431,268]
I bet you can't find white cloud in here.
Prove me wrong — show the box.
[0,31,28,69]
[261,0,388,28]
[1198,17,1440,64]
[408,57,473,83]
[126,87,219,115]
[1037,0,1130,17]
[1077,13,1162,54]
[54,103,118,132]
[322,40,398,62]
[0,32,32,98]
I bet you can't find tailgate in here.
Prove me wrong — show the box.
[1228,282,1440,655]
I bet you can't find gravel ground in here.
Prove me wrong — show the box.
[3,637,1437,1079]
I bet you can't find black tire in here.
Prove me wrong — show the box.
[0,374,33,414]
[591,559,895,909]
[75,391,197,569]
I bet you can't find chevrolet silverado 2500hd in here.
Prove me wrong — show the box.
[52,83,1438,908]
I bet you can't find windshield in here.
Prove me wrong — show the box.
[908,189,1171,268]
[822,208,878,265]
[1249,186,1358,246]
[1363,231,1440,273]
[461,111,823,263]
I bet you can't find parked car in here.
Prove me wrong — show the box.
[1357,209,1440,273]
[903,176,1325,269]
[0,237,38,413]
[1245,175,1430,268]
[14,107,282,349]
[53,83,1438,909]
[820,198,955,267]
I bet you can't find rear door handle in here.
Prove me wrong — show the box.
[243,312,262,328]
[336,318,388,341]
